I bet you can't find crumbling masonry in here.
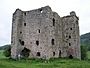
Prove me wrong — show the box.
[11,6,81,59]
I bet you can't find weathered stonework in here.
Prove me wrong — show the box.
[11,6,81,59]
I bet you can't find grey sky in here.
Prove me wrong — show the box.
[0,0,90,46]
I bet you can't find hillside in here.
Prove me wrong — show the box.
[0,45,10,50]
[80,32,90,50]
[80,32,90,44]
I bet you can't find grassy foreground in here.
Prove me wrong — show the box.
[0,50,90,68]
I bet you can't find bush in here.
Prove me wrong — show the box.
[81,45,88,60]
[3,45,11,57]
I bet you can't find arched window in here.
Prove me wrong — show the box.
[24,12,26,16]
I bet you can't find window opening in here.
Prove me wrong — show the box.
[59,50,61,57]
[53,18,55,26]
[69,55,73,59]
[24,23,26,26]
[36,40,39,46]
[40,9,43,13]
[53,52,55,56]
[20,47,30,58]
[24,12,26,16]
[69,36,71,39]
[69,43,71,46]
[38,29,40,33]
[52,39,54,45]
[70,28,72,30]
[37,52,40,56]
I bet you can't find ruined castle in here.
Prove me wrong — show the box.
[11,6,81,59]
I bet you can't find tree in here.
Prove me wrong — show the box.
[81,45,88,60]
[3,45,11,57]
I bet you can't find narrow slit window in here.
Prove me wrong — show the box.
[53,18,55,26]
[53,52,55,56]
[24,12,26,16]
[69,43,71,46]
[36,40,39,46]
[24,23,26,26]
[52,39,54,45]
[69,36,71,39]
[38,29,40,33]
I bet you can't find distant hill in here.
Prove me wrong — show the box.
[0,44,10,50]
[80,32,90,50]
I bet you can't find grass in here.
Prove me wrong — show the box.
[0,50,90,68]
[87,51,90,59]
[0,50,6,59]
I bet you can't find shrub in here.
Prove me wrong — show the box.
[3,45,11,57]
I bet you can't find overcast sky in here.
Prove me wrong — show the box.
[0,0,90,46]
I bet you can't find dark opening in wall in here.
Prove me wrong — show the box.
[69,36,71,39]
[24,12,26,16]
[36,40,39,46]
[19,39,24,46]
[69,55,73,59]
[76,20,78,25]
[70,28,72,30]
[53,52,55,56]
[20,47,30,58]
[20,31,22,34]
[21,41,24,45]
[40,9,43,13]
[24,23,26,26]
[36,52,40,56]
[52,39,54,45]
[38,29,40,33]
[59,50,61,57]
[53,18,55,26]
[69,43,71,46]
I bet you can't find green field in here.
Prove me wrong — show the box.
[87,51,90,59]
[0,50,90,68]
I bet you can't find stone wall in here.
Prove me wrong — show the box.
[11,6,81,59]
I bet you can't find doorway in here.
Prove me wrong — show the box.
[20,47,30,58]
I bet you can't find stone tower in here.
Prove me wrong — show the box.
[11,6,81,59]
